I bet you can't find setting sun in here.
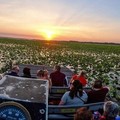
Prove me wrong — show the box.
[41,29,56,41]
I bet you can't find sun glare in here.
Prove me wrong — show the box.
[46,30,54,40]
[41,29,56,41]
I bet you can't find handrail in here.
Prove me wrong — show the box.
[48,102,104,114]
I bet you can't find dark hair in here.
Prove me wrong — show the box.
[74,107,93,120]
[80,70,86,76]
[23,67,31,77]
[55,65,61,71]
[69,80,83,99]
[93,80,102,89]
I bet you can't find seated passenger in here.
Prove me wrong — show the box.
[37,69,52,89]
[7,65,19,77]
[37,70,45,79]
[50,65,67,86]
[87,80,109,103]
[59,80,88,105]
[44,70,52,89]
[22,67,31,78]
[74,107,93,120]
[70,70,87,87]
[100,101,120,120]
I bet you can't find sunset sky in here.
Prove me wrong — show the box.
[0,0,120,43]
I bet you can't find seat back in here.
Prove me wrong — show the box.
[48,102,104,120]
[18,64,74,78]
[49,86,92,100]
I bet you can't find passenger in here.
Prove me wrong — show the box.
[59,80,88,105]
[100,101,120,120]
[50,65,67,86]
[37,70,45,79]
[22,67,31,78]
[74,107,93,120]
[70,70,87,87]
[87,80,109,103]
[37,69,52,89]
[44,70,52,89]
[7,65,19,77]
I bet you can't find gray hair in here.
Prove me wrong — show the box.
[104,101,119,118]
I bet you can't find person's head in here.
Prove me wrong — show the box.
[103,101,119,119]
[44,70,49,76]
[74,107,93,120]
[12,65,19,74]
[54,65,61,71]
[23,67,31,77]
[69,80,83,99]
[70,79,83,90]
[37,70,44,78]
[93,80,102,89]
[43,70,49,79]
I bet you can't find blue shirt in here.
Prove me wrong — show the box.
[61,91,88,105]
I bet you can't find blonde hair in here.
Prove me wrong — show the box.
[37,70,44,77]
